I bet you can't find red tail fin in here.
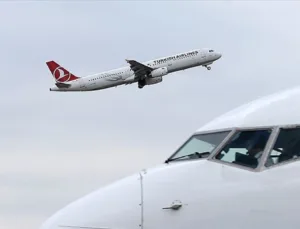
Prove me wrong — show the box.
[46,61,80,83]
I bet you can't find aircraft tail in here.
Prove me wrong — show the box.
[46,61,80,83]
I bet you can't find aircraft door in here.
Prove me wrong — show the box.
[79,78,86,90]
[195,51,206,65]
[201,51,206,60]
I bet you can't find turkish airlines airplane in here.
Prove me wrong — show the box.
[47,48,222,92]
[40,86,300,229]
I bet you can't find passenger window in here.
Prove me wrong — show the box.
[166,131,230,162]
[214,129,272,169]
[265,127,300,167]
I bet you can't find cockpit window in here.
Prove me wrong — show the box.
[265,127,300,167]
[166,131,230,162]
[209,50,214,52]
[214,129,272,169]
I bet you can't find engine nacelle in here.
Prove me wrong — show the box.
[145,76,163,85]
[150,67,168,78]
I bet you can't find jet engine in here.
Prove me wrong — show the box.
[145,76,162,85]
[138,67,167,88]
[150,67,168,78]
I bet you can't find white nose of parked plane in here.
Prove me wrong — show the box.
[39,173,142,229]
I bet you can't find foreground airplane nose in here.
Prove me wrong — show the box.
[39,173,142,229]
[216,52,222,59]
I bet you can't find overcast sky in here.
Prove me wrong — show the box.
[1,1,300,229]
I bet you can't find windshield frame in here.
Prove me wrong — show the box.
[208,126,278,172]
[166,124,300,171]
[261,124,300,170]
[165,129,234,163]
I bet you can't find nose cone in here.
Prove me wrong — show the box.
[40,174,142,229]
[215,52,222,60]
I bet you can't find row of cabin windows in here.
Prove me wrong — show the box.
[89,52,199,81]
[88,52,200,80]
[168,127,300,170]
[89,71,125,81]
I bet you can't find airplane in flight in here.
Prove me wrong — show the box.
[47,48,222,92]
[40,85,300,229]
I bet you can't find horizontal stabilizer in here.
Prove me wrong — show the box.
[55,82,71,88]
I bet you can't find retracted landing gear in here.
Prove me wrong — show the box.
[138,79,146,89]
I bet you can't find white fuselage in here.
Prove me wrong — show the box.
[39,159,300,229]
[50,48,222,91]
[40,86,300,229]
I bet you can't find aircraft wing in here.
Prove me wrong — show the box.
[126,59,153,80]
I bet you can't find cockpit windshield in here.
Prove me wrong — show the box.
[213,129,272,169]
[166,131,230,162]
[165,125,300,170]
[209,50,214,52]
[265,127,300,167]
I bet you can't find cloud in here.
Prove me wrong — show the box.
[0,215,44,229]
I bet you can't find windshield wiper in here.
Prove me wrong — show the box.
[165,151,210,163]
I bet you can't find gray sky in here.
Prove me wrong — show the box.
[1,1,300,229]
